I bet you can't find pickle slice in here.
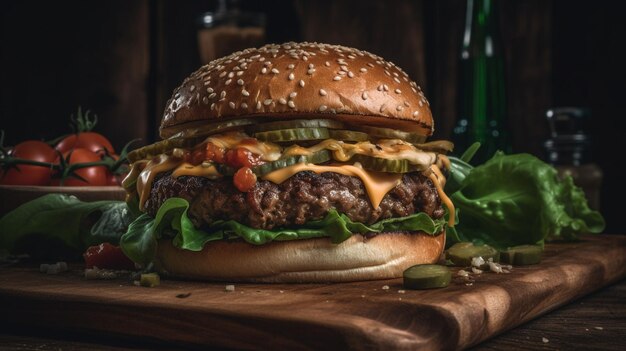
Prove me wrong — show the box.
[350,154,421,173]
[127,137,199,163]
[354,125,427,144]
[403,264,451,290]
[248,119,344,133]
[328,130,369,142]
[252,149,331,176]
[500,245,542,265]
[255,127,329,143]
[446,242,500,267]
[167,118,257,139]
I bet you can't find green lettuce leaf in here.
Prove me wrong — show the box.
[0,194,132,259]
[120,197,447,266]
[449,152,605,249]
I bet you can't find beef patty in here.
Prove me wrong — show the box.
[144,171,444,230]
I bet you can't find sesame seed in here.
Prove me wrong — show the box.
[210,103,215,110]
[325,61,330,67]
[307,68,315,75]
[302,56,308,61]
[348,55,356,59]
[261,67,268,74]
[289,92,297,98]
[228,72,234,78]
[264,61,272,66]
[348,71,354,78]
[237,71,244,76]
[220,91,226,98]
[207,87,214,93]
[229,102,236,109]
[367,63,375,68]
[308,63,314,69]
[225,79,232,85]
[264,99,273,106]
[383,84,389,91]
[340,66,349,72]
[259,57,266,62]
[219,71,227,78]
[319,89,327,96]
[190,85,196,92]
[396,105,403,111]
[241,102,248,109]
[362,92,368,100]
[338,71,346,76]
[279,98,287,105]
[271,68,280,74]
[377,85,384,91]
[413,111,419,117]
[419,101,424,107]
[256,101,262,109]
[395,89,401,94]
[288,100,296,108]
[299,80,305,87]
[288,64,295,69]
[380,104,387,113]
[404,101,410,107]
[237,79,244,86]
[333,76,342,81]
[360,68,367,73]
[209,93,217,99]
[394,77,401,84]
[241,89,250,97]
[319,105,328,112]
[384,70,391,76]
[412,87,418,93]
[202,97,208,104]
[393,72,399,77]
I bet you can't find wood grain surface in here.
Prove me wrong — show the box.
[1,235,624,350]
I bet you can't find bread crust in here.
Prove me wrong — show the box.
[154,231,445,283]
[160,42,434,138]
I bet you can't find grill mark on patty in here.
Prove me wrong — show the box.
[144,171,444,230]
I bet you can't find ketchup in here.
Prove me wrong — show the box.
[83,243,135,270]
[233,167,257,192]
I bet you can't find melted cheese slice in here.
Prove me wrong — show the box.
[428,164,455,227]
[262,163,402,209]
[136,154,182,210]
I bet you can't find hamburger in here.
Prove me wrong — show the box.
[122,42,455,282]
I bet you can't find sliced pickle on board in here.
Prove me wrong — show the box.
[403,264,452,290]
[254,127,330,143]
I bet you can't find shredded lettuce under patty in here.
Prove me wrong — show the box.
[120,197,447,265]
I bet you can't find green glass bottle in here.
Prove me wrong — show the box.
[452,0,510,163]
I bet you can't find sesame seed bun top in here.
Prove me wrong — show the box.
[160,42,434,139]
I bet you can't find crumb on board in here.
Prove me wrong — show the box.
[398,290,406,294]
[471,256,485,268]
[594,326,604,330]
[84,267,117,280]
[40,262,68,275]
[225,284,235,292]
[542,337,549,343]
[382,285,390,290]
[471,267,483,274]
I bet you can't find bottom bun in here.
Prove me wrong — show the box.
[155,231,446,283]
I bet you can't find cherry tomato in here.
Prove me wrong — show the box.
[56,132,115,156]
[61,148,107,186]
[233,166,257,192]
[224,148,264,168]
[0,140,56,185]
[83,243,135,270]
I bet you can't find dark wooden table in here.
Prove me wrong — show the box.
[1,278,623,350]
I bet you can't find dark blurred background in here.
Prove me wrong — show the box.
[1,0,624,232]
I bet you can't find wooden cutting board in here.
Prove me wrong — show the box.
[1,235,624,350]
